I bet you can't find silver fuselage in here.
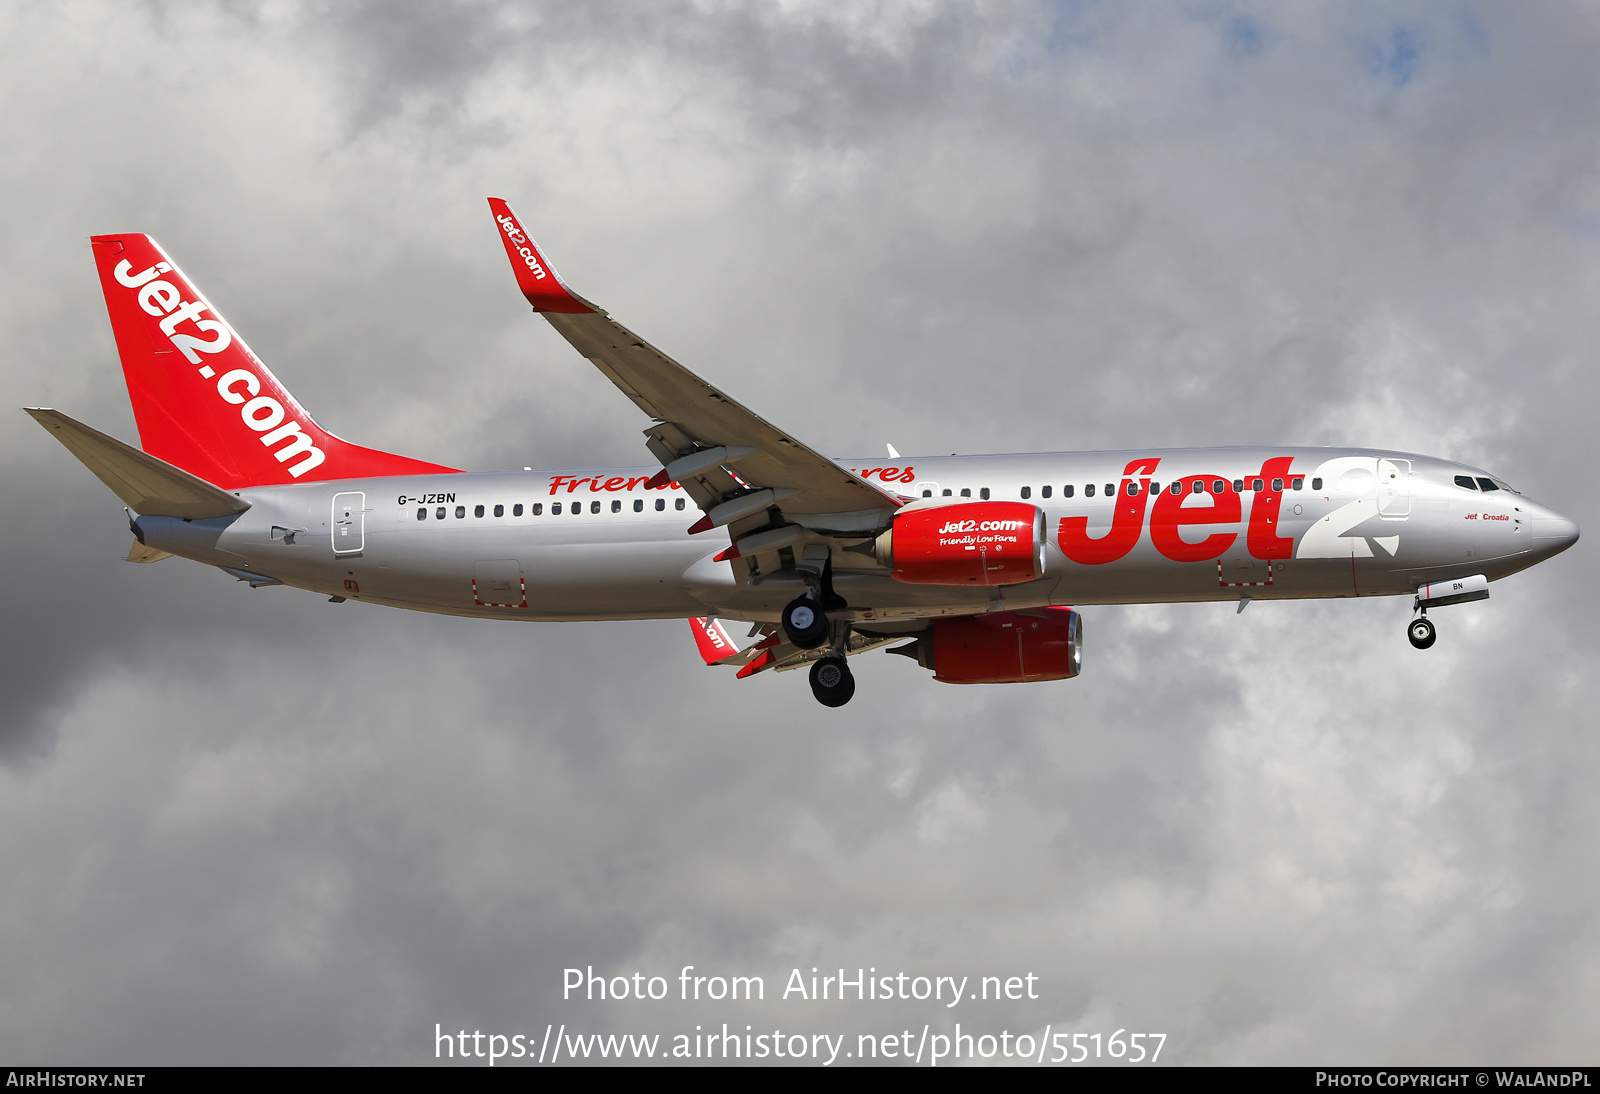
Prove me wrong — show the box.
[135,447,1579,625]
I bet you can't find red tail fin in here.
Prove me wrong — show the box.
[90,234,458,489]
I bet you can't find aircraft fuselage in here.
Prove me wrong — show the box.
[135,446,1578,625]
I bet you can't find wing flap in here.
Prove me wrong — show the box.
[731,628,909,680]
[27,408,251,519]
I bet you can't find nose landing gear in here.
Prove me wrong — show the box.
[1407,610,1437,649]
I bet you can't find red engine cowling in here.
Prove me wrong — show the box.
[877,501,1045,585]
[890,607,1082,684]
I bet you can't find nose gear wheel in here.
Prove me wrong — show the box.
[1407,616,1436,649]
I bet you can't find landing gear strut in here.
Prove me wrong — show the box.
[1407,605,1436,650]
[809,656,855,707]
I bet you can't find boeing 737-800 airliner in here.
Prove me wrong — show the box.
[28,199,1579,706]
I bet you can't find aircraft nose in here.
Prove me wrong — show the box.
[1528,504,1579,559]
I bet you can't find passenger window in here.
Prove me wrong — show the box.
[1291,477,1303,491]
[1311,478,1322,491]
[1020,486,1031,499]
[1126,482,1138,496]
[611,500,621,513]
[436,506,446,520]
[473,504,484,517]
[416,507,426,520]
[960,488,971,498]
[1272,478,1283,491]
[1454,475,1477,489]
[513,503,523,516]
[1149,482,1159,494]
[1104,484,1114,496]
[455,505,466,518]
[1212,480,1225,493]
[494,504,504,517]
[1041,485,1052,498]
[981,487,991,500]
[1192,480,1204,494]
[922,489,933,498]
[1169,481,1181,495]
[1233,479,1243,492]
[633,499,643,512]
[1062,485,1073,498]
[1086,484,1096,498]
[552,502,562,515]
[531,503,542,515]
[942,489,953,497]
[656,498,665,511]
[1252,479,1263,492]
[1476,478,1498,492]
[675,498,685,510]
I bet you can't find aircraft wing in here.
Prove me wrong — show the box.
[724,626,906,679]
[487,199,901,529]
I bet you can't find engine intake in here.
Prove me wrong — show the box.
[874,501,1045,586]
[889,607,1082,684]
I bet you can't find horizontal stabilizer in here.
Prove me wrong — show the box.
[26,408,250,519]
[125,540,172,563]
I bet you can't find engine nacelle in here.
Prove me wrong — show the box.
[888,607,1082,684]
[874,501,1045,586]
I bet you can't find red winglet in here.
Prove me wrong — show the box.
[687,514,714,535]
[736,650,773,679]
[645,468,672,490]
[486,198,597,314]
[689,617,741,664]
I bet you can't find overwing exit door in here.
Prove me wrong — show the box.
[333,491,365,555]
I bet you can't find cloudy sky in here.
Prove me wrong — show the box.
[1,0,1595,1066]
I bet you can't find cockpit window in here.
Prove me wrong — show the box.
[1492,478,1519,493]
[1476,477,1498,492]
[1454,475,1478,490]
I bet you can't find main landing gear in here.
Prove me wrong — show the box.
[809,656,855,707]
[782,595,829,649]
[784,598,857,706]
[783,554,856,706]
[1407,608,1437,650]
